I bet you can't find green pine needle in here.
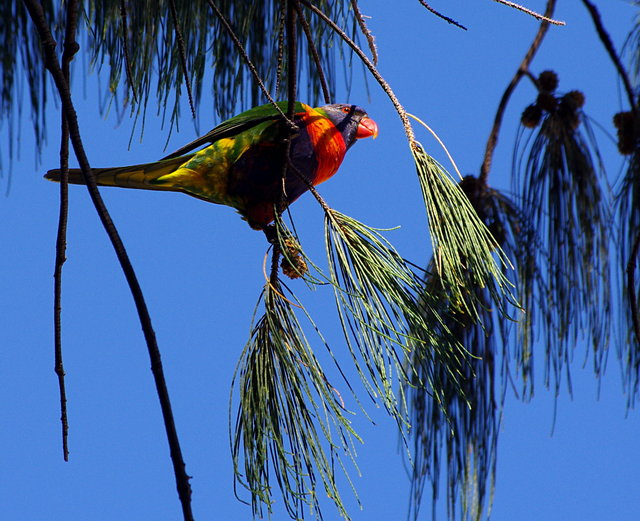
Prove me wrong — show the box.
[411,143,516,316]
[231,280,360,520]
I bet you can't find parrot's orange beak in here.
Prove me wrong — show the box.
[356,116,379,139]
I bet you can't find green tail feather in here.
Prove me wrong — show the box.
[44,155,192,192]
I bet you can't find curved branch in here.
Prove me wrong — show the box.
[417,0,467,31]
[581,0,636,112]
[301,0,415,144]
[168,0,196,118]
[352,0,382,61]
[628,231,640,347]
[54,0,81,463]
[479,0,557,183]
[491,0,565,25]
[21,1,194,519]
[294,1,331,104]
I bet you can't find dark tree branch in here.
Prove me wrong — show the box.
[118,0,138,104]
[21,1,194,519]
[417,0,467,31]
[301,0,415,144]
[480,0,557,183]
[581,0,636,112]
[351,0,381,62]
[206,0,296,129]
[54,0,81,463]
[294,1,331,104]
[491,0,564,25]
[168,0,196,118]
[628,231,640,347]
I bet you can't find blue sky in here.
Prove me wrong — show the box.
[1,2,638,520]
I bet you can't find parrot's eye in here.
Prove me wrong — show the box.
[341,106,351,114]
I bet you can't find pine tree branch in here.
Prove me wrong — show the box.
[54,0,81,463]
[417,0,467,31]
[491,0,564,25]
[300,0,415,144]
[351,0,381,61]
[628,231,640,348]
[168,0,196,118]
[581,0,636,112]
[480,0,557,183]
[294,0,331,104]
[118,0,138,104]
[21,1,194,519]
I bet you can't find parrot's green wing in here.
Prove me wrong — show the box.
[161,101,308,160]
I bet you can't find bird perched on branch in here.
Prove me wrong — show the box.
[45,102,378,230]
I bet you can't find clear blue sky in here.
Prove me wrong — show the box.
[1,2,638,520]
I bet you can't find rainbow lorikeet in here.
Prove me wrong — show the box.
[45,102,378,230]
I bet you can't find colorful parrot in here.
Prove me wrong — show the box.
[45,102,378,230]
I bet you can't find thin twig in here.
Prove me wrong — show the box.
[491,0,565,25]
[168,0,196,118]
[581,0,636,112]
[206,0,297,130]
[118,0,138,104]
[480,0,557,183]
[21,1,194,519]
[417,0,467,31]
[275,3,287,98]
[294,0,331,104]
[351,0,381,62]
[628,231,640,347]
[54,0,81,463]
[301,0,415,144]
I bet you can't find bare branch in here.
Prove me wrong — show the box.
[168,0,196,118]
[118,0,138,104]
[628,231,640,348]
[491,0,565,25]
[301,0,415,144]
[206,0,296,129]
[21,1,194,518]
[54,0,81,463]
[581,0,636,112]
[480,0,557,183]
[294,1,331,104]
[417,0,467,31]
[351,0,382,62]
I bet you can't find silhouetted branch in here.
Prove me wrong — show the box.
[628,231,640,347]
[491,0,564,25]
[581,0,636,112]
[417,0,467,31]
[168,0,196,117]
[118,0,138,104]
[480,0,557,183]
[206,0,296,129]
[21,1,194,519]
[54,0,81,463]
[294,1,331,103]
[301,0,415,143]
[351,0,382,60]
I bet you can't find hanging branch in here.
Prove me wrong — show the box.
[206,0,296,129]
[300,0,414,143]
[581,0,636,112]
[54,0,81,463]
[417,0,467,31]
[351,0,381,61]
[168,0,196,118]
[628,231,640,348]
[480,0,557,183]
[21,1,194,519]
[491,0,565,25]
[118,0,138,104]
[294,1,331,104]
